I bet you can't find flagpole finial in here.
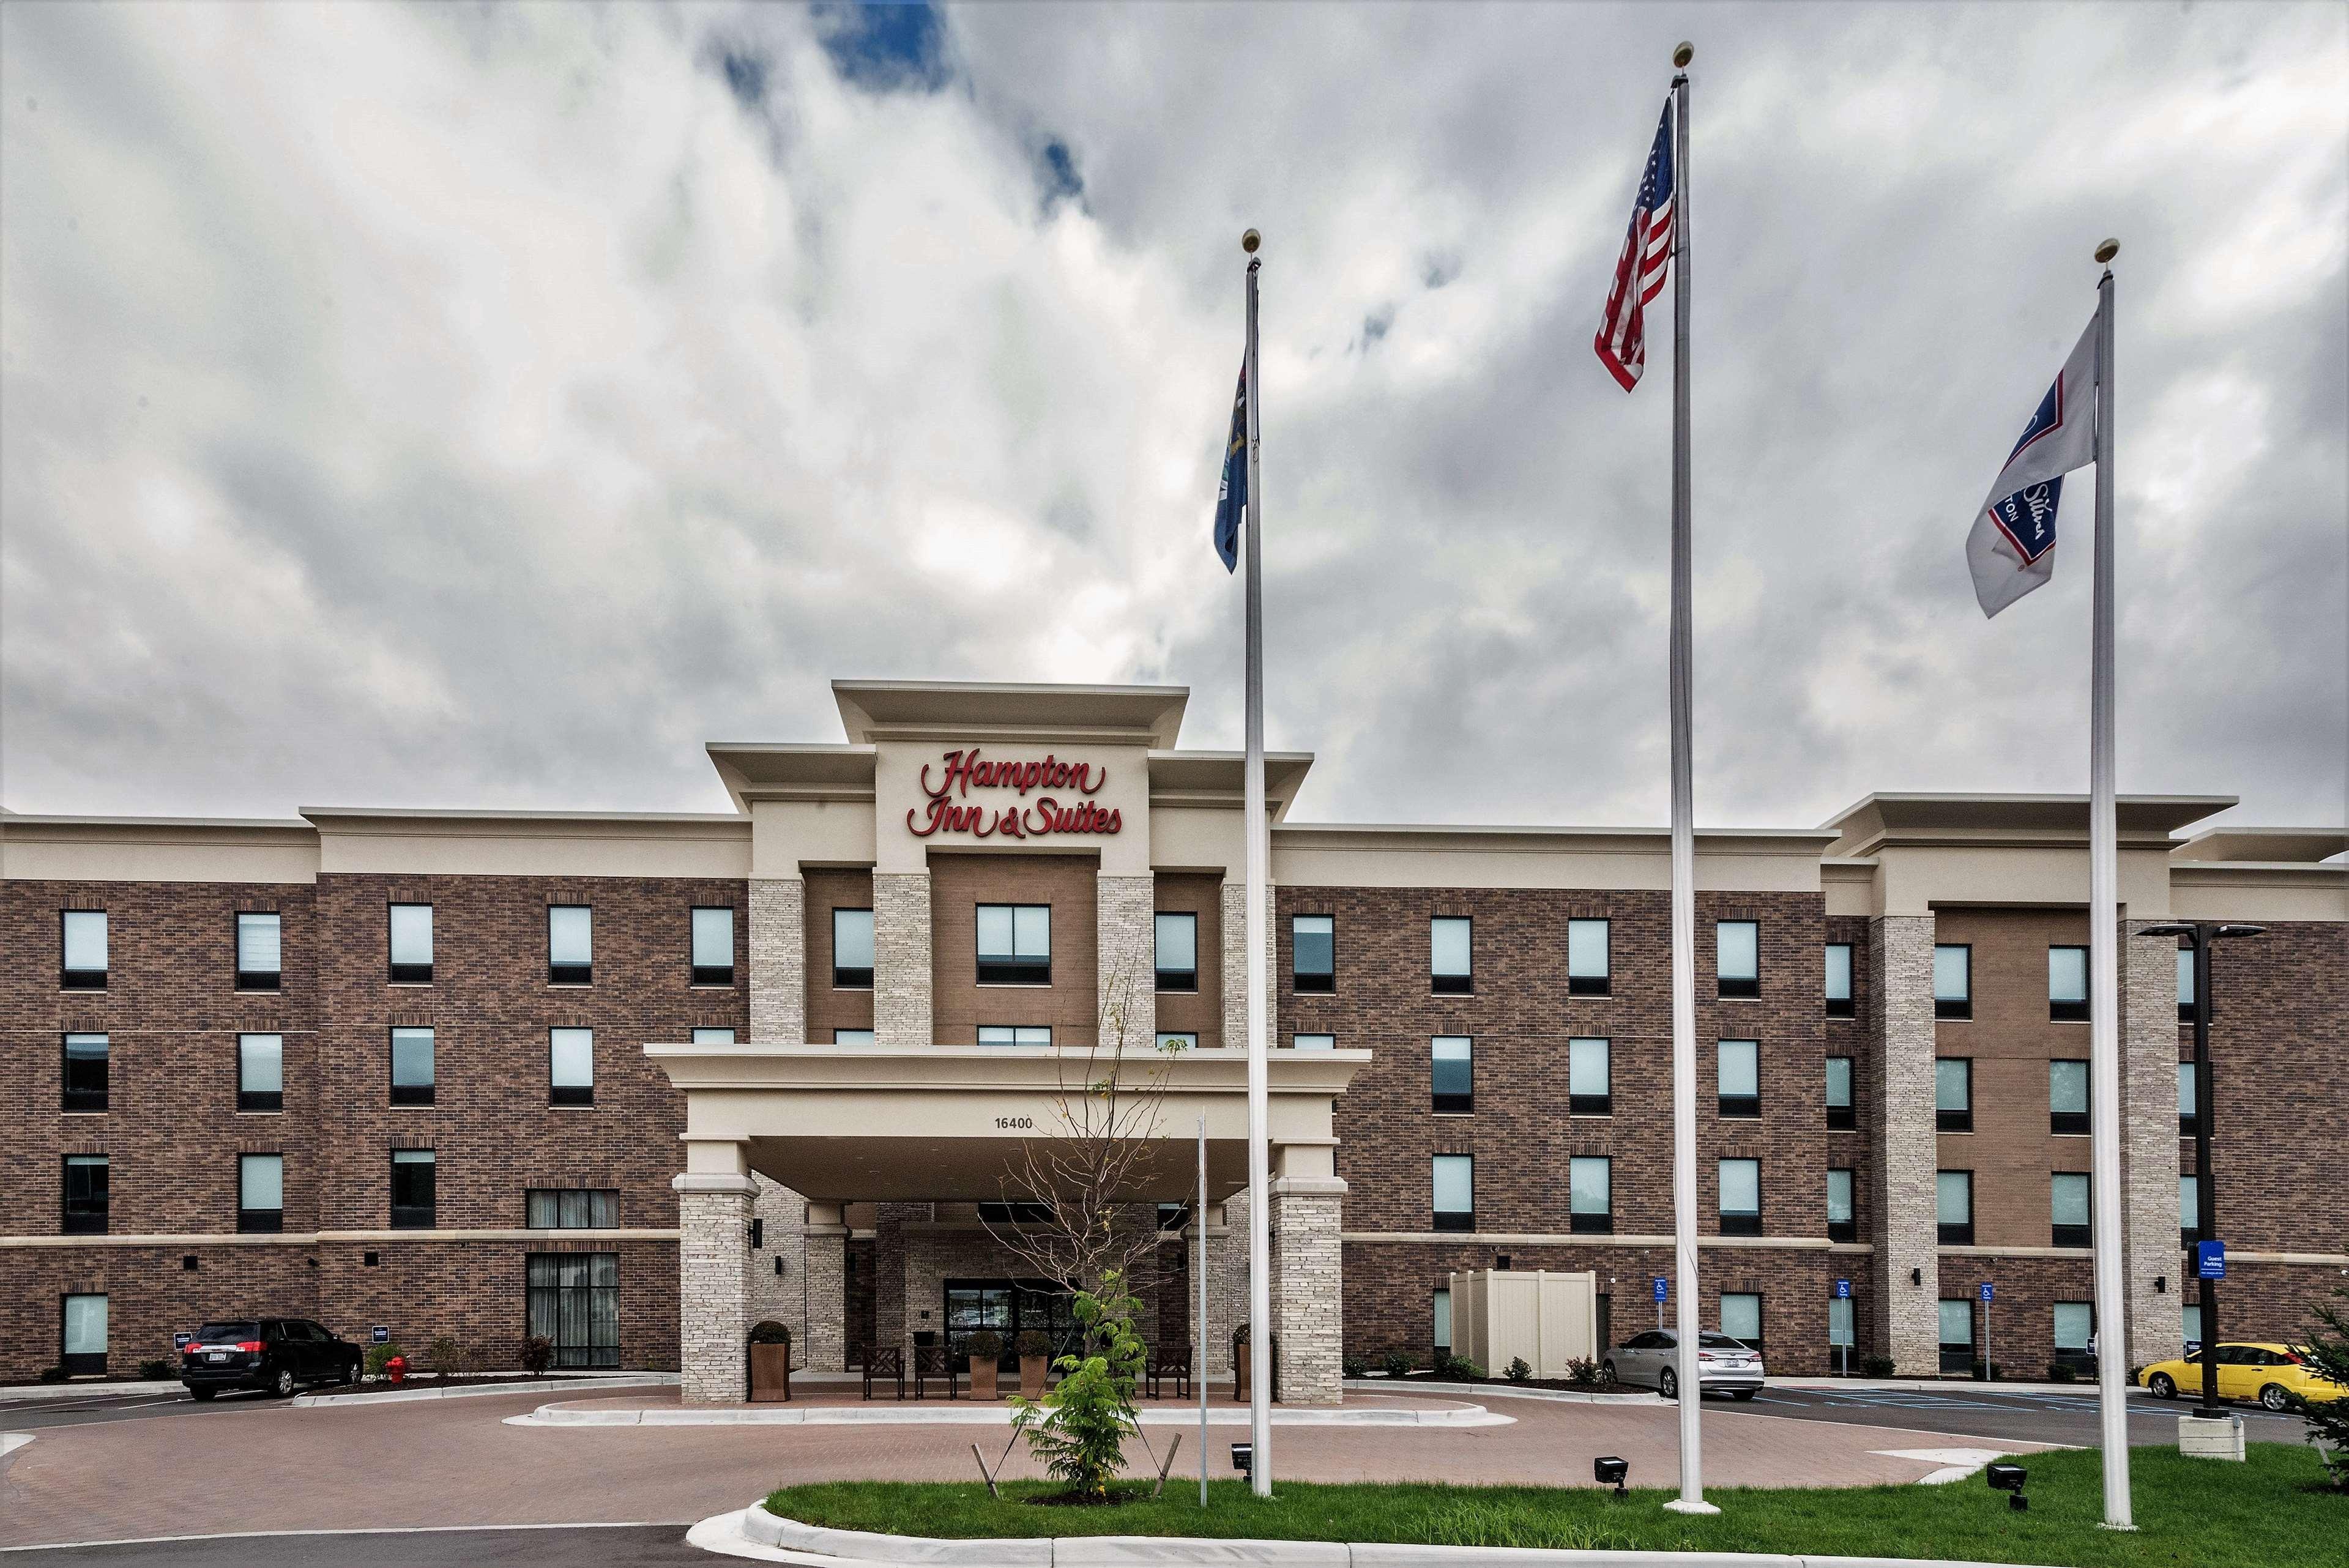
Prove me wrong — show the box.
[1672,42,1693,67]
[1242,229,1260,255]
[2094,238,2119,264]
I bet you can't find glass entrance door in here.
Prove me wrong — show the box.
[945,1278,1076,1369]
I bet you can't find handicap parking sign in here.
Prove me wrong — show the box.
[1979,1282,1995,1304]
[1834,1278,1851,1299]
[1653,1277,1669,1303]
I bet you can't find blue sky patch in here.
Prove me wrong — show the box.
[814,1,948,92]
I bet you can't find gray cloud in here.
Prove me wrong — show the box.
[2,1,2342,836]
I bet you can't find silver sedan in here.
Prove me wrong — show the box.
[1603,1329,1766,1400]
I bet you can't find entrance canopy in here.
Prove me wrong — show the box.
[644,1041,1368,1202]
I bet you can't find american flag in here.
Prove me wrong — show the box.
[1593,102,1676,392]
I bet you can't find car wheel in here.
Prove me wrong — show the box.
[2261,1383,2291,1413]
[272,1367,296,1398]
[1659,1367,1679,1400]
[2148,1372,2176,1399]
[1601,1360,1618,1385]
[188,1386,217,1402]
[1729,1389,1755,1402]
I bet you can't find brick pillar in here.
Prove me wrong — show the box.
[803,1202,849,1372]
[1198,1198,1245,1386]
[1869,914,1941,1375]
[873,1201,929,1356]
[745,1173,807,1341]
[873,873,933,1047]
[1220,879,1275,1049]
[2122,921,2185,1369]
[749,877,805,1042]
[674,1172,756,1404]
[1097,875,1157,1047]
[1269,1177,1345,1405]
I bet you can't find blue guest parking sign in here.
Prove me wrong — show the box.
[2197,1241,2227,1280]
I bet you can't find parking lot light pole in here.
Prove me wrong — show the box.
[2141,920,2263,1420]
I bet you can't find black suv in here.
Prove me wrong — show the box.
[181,1318,362,1400]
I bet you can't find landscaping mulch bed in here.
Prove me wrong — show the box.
[323,1373,625,1396]
[1370,1372,1649,1396]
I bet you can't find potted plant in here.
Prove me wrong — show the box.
[748,1321,792,1403]
[1014,1329,1053,1399]
[965,1330,1003,1398]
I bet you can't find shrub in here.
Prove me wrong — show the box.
[138,1358,173,1380]
[1566,1356,1602,1387]
[365,1342,405,1379]
[2285,1269,2349,1490]
[1342,1353,1369,1379]
[1380,1349,1415,1378]
[1010,1270,1145,1500]
[965,1329,1003,1360]
[1433,1353,1484,1381]
[426,1336,461,1380]
[2046,1361,2077,1383]
[1013,1329,1053,1358]
[1506,1356,1532,1383]
[748,1320,792,1345]
[1859,1355,1896,1378]
[519,1336,554,1375]
[36,1364,69,1384]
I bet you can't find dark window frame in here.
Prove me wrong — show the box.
[1567,918,1611,997]
[832,906,875,990]
[62,1154,109,1235]
[1568,1037,1611,1118]
[1937,1169,1974,1246]
[1431,1154,1474,1233]
[1717,1039,1761,1120]
[2050,1172,2092,1249]
[1431,1036,1473,1115]
[235,911,283,992]
[2176,1060,2198,1139]
[1715,920,1760,1000]
[238,1032,285,1113]
[975,902,1052,987]
[61,1033,108,1113]
[388,902,433,985]
[690,904,737,987]
[1569,1155,1612,1234]
[2050,1057,2090,1135]
[548,1027,595,1108]
[389,1027,435,1107]
[547,904,592,987]
[61,909,108,990]
[2049,945,2090,1022]
[1826,1167,1858,1243]
[1431,915,1473,995]
[390,1150,437,1230]
[1932,942,1973,1020]
[1292,913,1335,994]
[526,1188,619,1229]
[2180,1174,2201,1251]
[1718,1158,1763,1236]
[526,1250,620,1369]
[1153,910,1199,993]
[237,1153,284,1234]
[1825,942,1856,1018]
[1935,1057,1973,1133]
[1825,1055,1857,1131]
[59,1292,108,1377]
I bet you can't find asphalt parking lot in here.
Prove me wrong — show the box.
[0,1388,291,1433]
[0,1525,702,1566]
[1746,1383,2309,1447]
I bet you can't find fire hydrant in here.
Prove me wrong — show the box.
[385,1354,408,1384]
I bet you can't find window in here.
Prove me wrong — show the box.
[976,904,1050,985]
[2051,1172,2090,1248]
[527,1189,619,1228]
[2176,946,2195,1023]
[1721,1293,1763,1351]
[1828,1296,1855,1352]
[527,1252,619,1369]
[1431,916,1472,994]
[691,1027,736,1044]
[1826,1168,1856,1243]
[1432,1036,1473,1114]
[390,1028,434,1106]
[1718,1040,1760,1118]
[548,905,592,985]
[691,905,735,986]
[62,910,107,989]
[1567,919,1610,995]
[239,1033,283,1112]
[832,907,874,989]
[1432,1154,1473,1232]
[1156,1031,1198,1049]
[236,913,281,991]
[62,1034,108,1112]
[63,1155,108,1234]
[835,1028,875,1045]
[1292,914,1335,992]
[1292,1033,1335,1050]
[2179,1173,2200,1249]
[1569,1038,1611,1116]
[1932,944,1971,1019]
[2053,1302,2094,1360]
[2182,1303,2203,1347]
[1824,943,1855,1017]
[389,903,433,983]
[2176,1060,2198,1137]
[2050,1058,2089,1135]
[2049,945,2089,1021]
[1935,1058,1972,1132]
[1938,1298,1975,1373]
[238,1154,284,1233]
[1156,1201,1193,1233]
[1155,913,1197,992]
[1935,1170,1973,1245]
[1716,920,1759,998]
[977,1025,1052,1047]
[390,1150,436,1228]
[1825,1057,1855,1130]
[549,1028,594,1106]
[62,1293,108,1375]
[1569,1155,1612,1234]
[1718,1159,1762,1235]
[1432,1287,1453,1351]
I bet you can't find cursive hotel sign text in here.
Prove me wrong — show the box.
[906,748,1123,840]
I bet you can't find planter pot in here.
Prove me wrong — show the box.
[969,1357,999,1399]
[1234,1353,1249,1403]
[1019,1355,1048,1399]
[749,1342,792,1403]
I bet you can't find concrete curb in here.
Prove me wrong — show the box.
[511,1399,1508,1430]
[0,1380,184,1403]
[1,1433,34,1458]
[693,1504,2067,1568]
[1763,1379,2139,1395]
[1347,1380,1657,1406]
[295,1373,677,1407]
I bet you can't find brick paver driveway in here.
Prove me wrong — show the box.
[0,1386,2049,1550]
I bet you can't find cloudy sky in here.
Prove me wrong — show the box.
[3,1,2343,834]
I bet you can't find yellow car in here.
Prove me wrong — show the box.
[2139,1343,2344,1412]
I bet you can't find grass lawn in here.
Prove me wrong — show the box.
[766,1442,2342,1566]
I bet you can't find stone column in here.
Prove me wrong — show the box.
[1219,878,1275,1049]
[802,1202,850,1372]
[745,1173,807,1341]
[2121,921,2185,1369]
[1198,1198,1245,1386]
[1869,914,1941,1375]
[1268,1176,1346,1405]
[873,873,933,1047]
[674,1161,758,1405]
[749,877,806,1042]
[1098,874,1158,1048]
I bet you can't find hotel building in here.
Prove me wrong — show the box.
[4,680,2342,1399]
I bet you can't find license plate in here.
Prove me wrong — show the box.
[207,1353,228,1362]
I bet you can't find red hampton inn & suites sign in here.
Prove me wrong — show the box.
[906,748,1123,841]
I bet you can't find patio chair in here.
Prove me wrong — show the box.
[913,1343,960,1400]
[1146,1343,1193,1400]
[861,1344,904,1400]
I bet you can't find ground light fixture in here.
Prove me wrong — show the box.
[1593,1455,1631,1498]
[1986,1462,2028,1511]
[1230,1442,1252,1477]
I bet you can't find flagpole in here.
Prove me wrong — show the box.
[2087,239,2134,1531]
[1661,43,1716,1520]
[1241,228,1274,1500]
